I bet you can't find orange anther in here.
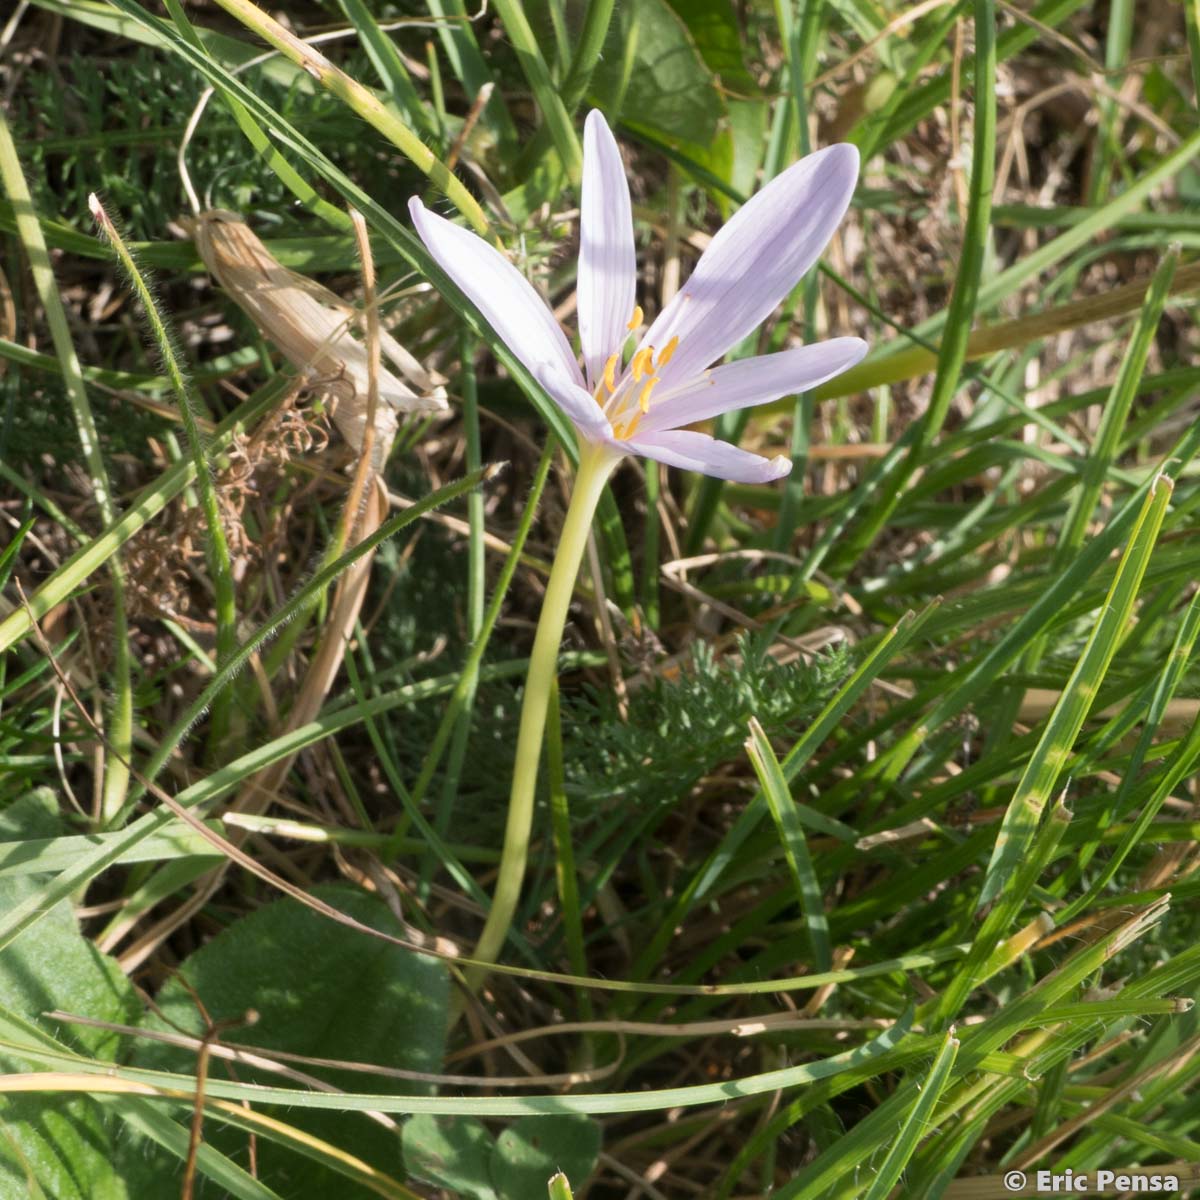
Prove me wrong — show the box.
[603,353,619,393]
[638,376,660,413]
[631,346,655,381]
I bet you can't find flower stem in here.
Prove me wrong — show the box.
[468,443,618,984]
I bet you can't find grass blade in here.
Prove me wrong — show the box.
[628,600,940,982]
[159,0,351,230]
[1058,246,1179,558]
[745,716,832,973]
[0,377,287,656]
[937,801,1071,1023]
[0,108,133,823]
[336,0,437,139]
[867,416,1200,793]
[836,0,996,565]
[0,466,496,954]
[979,475,1174,909]
[860,1027,960,1200]
[488,0,582,179]
[0,1011,914,1115]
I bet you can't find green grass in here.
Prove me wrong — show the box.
[2,1,1200,1197]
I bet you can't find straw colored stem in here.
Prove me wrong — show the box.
[806,257,1200,405]
[210,0,493,236]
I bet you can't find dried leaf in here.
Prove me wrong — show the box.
[186,210,447,466]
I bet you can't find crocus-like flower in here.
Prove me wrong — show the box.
[415,114,869,991]
[409,110,866,483]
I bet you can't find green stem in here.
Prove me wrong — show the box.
[426,332,485,892]
[468,443,618,980]
[559,0,618,113]
[1187,0,1200,104]
[89,197,239,760]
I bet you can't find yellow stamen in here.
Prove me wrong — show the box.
[657,335,679,366]
[631,346,655,382]
[637,376,660,413]
[603,353,619,394]
[626,304,643,331]
[623,411,644,438]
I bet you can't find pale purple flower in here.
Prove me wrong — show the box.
[409,111,866,483]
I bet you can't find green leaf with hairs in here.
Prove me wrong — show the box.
[0,792,139,1200]
[129,886,448,1199]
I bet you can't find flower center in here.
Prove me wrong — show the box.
[592,305,679,441]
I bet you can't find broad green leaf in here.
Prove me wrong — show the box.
[130,885,449,1198]
[683,126,736,204]
[0,1095,125,1200]
[594,0,724,147]
[402,1115,497,1200]
[726,98,769,199]
[662,0,758,94]
[0,791,139,1200]
[490,1116,601,1198]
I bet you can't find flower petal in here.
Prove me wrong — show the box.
[537,363,613,441]
[624,429,792,483]
[640,337,867,434]
[638,143,859,389]
[578,111,637,391]
[409,198,583,391]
